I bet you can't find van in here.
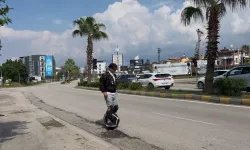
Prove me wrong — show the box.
[223,65,250,92]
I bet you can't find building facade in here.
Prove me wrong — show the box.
[217,47,249,69]
[19,55,56,79]
[112,54,123,71]
[95,61,106,75]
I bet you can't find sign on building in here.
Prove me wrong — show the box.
[45,55,53,77]
[130,59,144,66]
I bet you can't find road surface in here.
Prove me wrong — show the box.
[6,82,250,150]
[0,89,118,150]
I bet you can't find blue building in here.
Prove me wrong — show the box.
[19,55,56,79]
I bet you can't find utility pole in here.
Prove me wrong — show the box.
[158,48,161,63]
[0,40,2,87]
[194,29,203,60]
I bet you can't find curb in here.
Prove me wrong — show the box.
[76,86,250,106]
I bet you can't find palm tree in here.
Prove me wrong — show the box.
[181,0,248,93]
[72,17,108,83]
[242,45,250,53]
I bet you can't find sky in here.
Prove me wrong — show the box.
[0,0,250,67]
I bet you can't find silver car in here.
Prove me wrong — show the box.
[197,70,229,89]
[223,66,250,92]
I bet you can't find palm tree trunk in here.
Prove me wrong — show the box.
[87,35,93,83]
[204,9,220,93]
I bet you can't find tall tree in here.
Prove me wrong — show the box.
[64,58,80,80]
[242,45,250,53]
[72,17,108,83]
[0,0,13,50]
[181,0,248,93]
[1,59,28,83]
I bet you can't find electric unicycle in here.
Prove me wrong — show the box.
[103,113,120,130]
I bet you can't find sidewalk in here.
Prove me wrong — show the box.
[0,90,119,150]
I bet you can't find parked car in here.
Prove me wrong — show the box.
[137,73,174,89]
[116,74,137,84]
[197,70,229,89]
[223,65,250,92]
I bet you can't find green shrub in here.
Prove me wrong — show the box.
[78,81,88,86]
[129,82,142,90]
[117,82,131,89]
[146,83,154,91]
[86,82,100,88]
[213,78,246,96]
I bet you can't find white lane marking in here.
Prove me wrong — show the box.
[73,88,250,109]
[152,112,217,126]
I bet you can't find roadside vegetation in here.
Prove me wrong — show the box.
[181,0,249,93]
[77,77,248,98]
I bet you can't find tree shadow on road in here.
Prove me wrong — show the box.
[0,121,30,143]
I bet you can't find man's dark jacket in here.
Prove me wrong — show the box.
[99,71,117,93]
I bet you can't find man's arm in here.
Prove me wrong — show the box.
[99,73,107,93]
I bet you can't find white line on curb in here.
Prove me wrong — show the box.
[152,112,217,126]
[74,88,250,109]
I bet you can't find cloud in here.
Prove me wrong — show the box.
[1,0,250,67]
[53,19,63,25]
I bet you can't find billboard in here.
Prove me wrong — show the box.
[120,66,128,71]
[153,63,192,75]
[130,59,144,66]
[45,55,53,77]
[197,60,207,74]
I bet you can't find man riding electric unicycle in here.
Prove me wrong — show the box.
[99,63,120,129]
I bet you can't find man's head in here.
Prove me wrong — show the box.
[108,63,117,73]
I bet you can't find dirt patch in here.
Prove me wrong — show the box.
[37,116,64,129]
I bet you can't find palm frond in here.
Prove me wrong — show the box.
[193,0,210,7]
[217,3,227,19]
[73,17,85,27]
[221,0,248,11]
[92,31,108,41]
[96,23,106,30]
[85,17,96,27]
[181,6,204,26]
[72,30,83,37]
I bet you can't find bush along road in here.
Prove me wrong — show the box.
[76,78,250,106]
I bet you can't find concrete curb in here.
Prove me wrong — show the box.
[76,86,250,106]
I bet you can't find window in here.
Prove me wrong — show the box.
[129,75,136,78]
[228,67,243,76]
[138,74,146,79]
[155,74,171,78]
[242,67,250,74]
[142,74,152,79]
[214,71,227,77]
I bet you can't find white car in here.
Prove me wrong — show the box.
[197,70,229,89]
[137,73,174,89]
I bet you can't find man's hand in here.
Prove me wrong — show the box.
[103,92,108,97]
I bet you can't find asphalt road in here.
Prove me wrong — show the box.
[14,82,250,150]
